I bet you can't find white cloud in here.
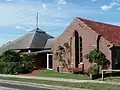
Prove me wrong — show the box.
[101,5,112,11]
[58,7,62,10]
[0,3,20,26]
[0,2,39,27]
[56,0,67,10]
[16,25,24,29]
[57,0,67,5]
[117,7,120,10]
[20,0,24,1]
[54,19,61,22]
[111,2,119,6]
[6,0,12,1]
[0,1,100,28]
[42,4,47,10]
[101,2,119,11]
[92,0,97,2]
[113,0,120,2]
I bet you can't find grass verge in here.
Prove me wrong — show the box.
[36,69,89,80]
[0,76,120,90]
[104,76,120,82]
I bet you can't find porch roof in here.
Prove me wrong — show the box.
[31,50,52,54]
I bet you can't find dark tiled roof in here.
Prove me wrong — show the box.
[77,17,120,44]
[44,38,56,49]
[0,28,54,54]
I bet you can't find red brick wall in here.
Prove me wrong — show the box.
[99,37,113,69]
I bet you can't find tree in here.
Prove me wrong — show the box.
[85,49,110,69]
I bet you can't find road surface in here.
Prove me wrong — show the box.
[0,82,52,90]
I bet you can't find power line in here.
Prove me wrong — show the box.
[15,1,43,13]
[12,13,36,25]
[46,29,64,32]
[14,0,95,21]
[14,3,42,20]
[11,0,98,28]
[14,11,40,23]
[15,0,91,20]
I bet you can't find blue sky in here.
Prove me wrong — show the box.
[0,0,120,46]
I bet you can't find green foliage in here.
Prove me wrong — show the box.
[20,54,35,73]
[0,50,35,75]
[0,50,21,62]
[85,49,110,69]
[54,43,71,73]
[88,64,99,75]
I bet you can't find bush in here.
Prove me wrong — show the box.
[85,49,110,69]
[88,64,99,75]
[0,50,35,75]
[0,62,8,74]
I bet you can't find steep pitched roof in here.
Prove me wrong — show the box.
[77,17,120,44]
[44,38,56,49]
[0,28,54,54]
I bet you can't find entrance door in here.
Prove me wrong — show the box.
[47,54,53,70]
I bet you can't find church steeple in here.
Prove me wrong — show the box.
[36,12,39,30]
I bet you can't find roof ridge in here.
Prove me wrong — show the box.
[29,31,36,49]
[29,28,45,33]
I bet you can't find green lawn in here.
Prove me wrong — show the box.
[104,76,120,82]
[36,69,90,80]
[0,76,120,90]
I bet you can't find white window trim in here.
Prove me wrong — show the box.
[47,54,53,70]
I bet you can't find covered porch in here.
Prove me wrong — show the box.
[32,50,53,70]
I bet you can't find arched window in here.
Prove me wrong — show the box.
[79,36,83,62]
[97,35,101,51]
[74,30,79,68]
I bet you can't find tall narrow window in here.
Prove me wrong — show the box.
[74,31,79,68]
[79,36,83,62]
[97,35,101,51]
[70,37,72,60]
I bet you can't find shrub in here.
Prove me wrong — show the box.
[85,49,110,69]
[0,62,8,74]
[0,50,35,75]
[88,64,99,75]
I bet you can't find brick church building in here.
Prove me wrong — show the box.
[52,17,120,72]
